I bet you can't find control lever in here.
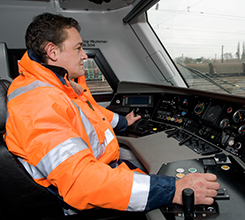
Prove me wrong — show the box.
[133,107,140,117]
[182,188,194,220]
[179,135,192,146]
[203,166,208,173]
[167,128,179,138]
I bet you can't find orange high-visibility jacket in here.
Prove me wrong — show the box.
[5,50,175,212]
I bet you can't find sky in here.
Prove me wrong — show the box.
[148,0,245,60]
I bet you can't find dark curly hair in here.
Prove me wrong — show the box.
[25,13,81,63]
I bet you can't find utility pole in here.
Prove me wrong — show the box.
[221,45,224,63]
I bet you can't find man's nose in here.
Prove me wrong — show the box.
[81,49,88,60]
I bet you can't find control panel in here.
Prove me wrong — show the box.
[151,93,245,159]
[108,90,245,162]
[158,154,245,220]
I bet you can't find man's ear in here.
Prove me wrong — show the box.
[45,42,59,62]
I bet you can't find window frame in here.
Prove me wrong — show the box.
[83,48,119,93]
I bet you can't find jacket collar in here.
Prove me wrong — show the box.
[43,65,68,85]
[28,49,69,85]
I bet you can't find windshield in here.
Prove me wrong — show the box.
[147,0,245,96]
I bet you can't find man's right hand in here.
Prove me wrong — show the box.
[172,173,220,205]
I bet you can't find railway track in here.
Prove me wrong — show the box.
[86,80,113,93]
[186,76,245,96]
[178,63,245,96]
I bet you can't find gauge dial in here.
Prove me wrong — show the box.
[194,102,205,115]
[220,118,230,128]
[233,109,245,123]
[238,125,245,135]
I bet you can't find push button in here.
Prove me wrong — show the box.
[176,168,185,173]
[188,168,197,173]
[176,173,185,178]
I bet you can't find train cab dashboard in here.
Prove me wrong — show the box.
[108,81,245,220]
[109,81,245,162]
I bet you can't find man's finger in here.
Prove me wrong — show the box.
[204,173,218,182]
[206,189,218,198]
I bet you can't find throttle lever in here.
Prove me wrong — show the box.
[182,188,194,220]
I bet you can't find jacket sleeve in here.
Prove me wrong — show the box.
[114,115,128,132]
[145,174,176,211]
[98,106,128,133]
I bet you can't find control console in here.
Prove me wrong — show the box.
[108,87,245,162]
[151,93,245,159]
[158,154,245,219]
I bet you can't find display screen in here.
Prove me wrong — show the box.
[128,96,149,105]
[123,95,153,107]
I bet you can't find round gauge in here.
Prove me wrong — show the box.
[220,118,230,128]
[238,125,245,135]
[194,103,205,115]
[233,109,245,123]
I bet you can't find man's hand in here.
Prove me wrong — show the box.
[125,110,141,126]
[173,173,220,205]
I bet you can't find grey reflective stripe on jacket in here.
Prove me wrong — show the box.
[7,80,53,102]
[126,172,150,211]
[18,137,88,179]
[110,112,119,128]
[38,137,88,177]
[72,101,116,159]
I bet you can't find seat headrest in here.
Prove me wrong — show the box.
[0,80,8,133]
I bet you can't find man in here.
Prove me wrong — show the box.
[5,13,219,214]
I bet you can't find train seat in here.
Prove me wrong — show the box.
[0,43,13,82]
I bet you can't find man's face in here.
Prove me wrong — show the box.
[55,27,88,80]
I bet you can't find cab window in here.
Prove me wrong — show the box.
[148,0,245,96]
[83,58,113,93]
